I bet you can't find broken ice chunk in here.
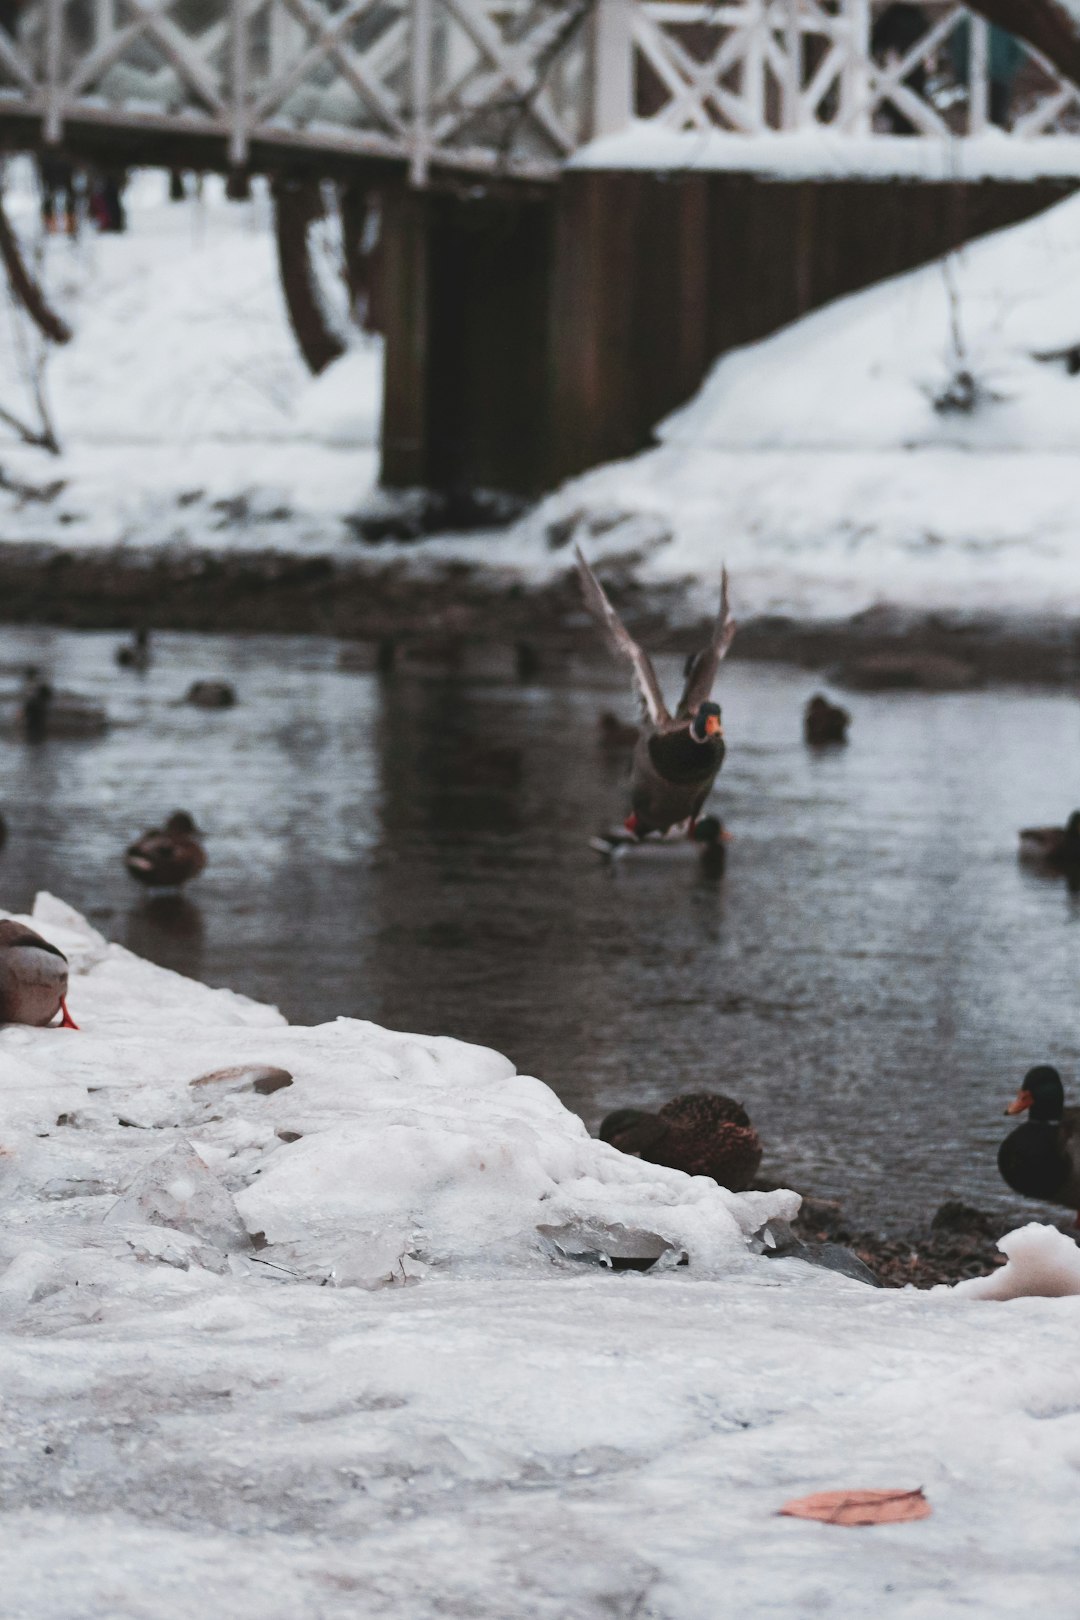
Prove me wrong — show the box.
[104,1142,250,1251]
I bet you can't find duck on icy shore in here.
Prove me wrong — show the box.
[575,547,735,839]
[599,1092,762,1191]
[998,1066,1080,1222]
[0,920,78,1026]
[1019,812,1080,872]
[125,812,207,892]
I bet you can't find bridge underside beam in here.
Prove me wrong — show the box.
[0,110,407,186]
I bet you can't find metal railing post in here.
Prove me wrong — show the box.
[229,0,249,169]
[782,0,801,131]
[409,0,433,186]
[43,0,63,143]
[969,14,989,135]
[841,0,871,134]
[591,0,633,139]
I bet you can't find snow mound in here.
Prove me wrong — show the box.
[949,1222,1080,1300]
[0,898,796,1283]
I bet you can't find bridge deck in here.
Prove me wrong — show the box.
[0,2,1078,185]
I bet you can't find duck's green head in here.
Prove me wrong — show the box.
[1005,1065,1064,1122]
[690,702,723,744]
[599,1108,669,1156]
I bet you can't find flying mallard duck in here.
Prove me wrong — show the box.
[0,920,78,1027]
[599,1092,762,1191]
[998,1065,1080,1221]
[125,812,207,891]
[1019,812,1080,871]
[804,693,850,745]
[575,547,735,838]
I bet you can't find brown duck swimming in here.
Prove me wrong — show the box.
[599,1092,762,1191]
[0,920,78,1027]
[1019,812,1080,871]
[576,547,735,838]
[998,1065,1080,1221]
[125,812,207,891]
[804,693,850,745]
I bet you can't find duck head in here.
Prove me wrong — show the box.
[1005,1065,1064,1121]
[690,702,723,744]
[165,811,200,837]
[598,1108,670,1157]
[1065,812,1080,844]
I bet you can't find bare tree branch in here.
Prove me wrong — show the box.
[964,0,1080,89]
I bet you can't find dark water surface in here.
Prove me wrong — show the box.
[3,625,1080,1228]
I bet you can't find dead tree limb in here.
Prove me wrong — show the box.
[273,178,345,376]
[0,192,72,346]
[964,1,1080,89]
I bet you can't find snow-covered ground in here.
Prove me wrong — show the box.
[3,164,1080,622]
[5,895,1080,1618]
[0,165,382,552]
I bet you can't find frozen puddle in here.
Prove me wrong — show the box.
[2,896,1079,1619]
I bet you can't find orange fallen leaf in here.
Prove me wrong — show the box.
[779,1488,931,1527]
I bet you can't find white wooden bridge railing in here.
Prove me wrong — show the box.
[0,0,1077,183]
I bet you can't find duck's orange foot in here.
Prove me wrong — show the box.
[58,998,79,1030]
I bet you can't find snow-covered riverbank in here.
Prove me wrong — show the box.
[3,169,1080,629]
[3,896,1080,1618]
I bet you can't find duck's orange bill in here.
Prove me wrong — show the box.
[705,715,723,737]
[1005,1089,1033,1116]
[59,998,79,1031]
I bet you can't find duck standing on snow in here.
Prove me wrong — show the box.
[599,1092,762,1191]
[575,546,735,838]
[804,693,850,745]
[0,921,78,1027]
[125,812,207,892]
[998,1065,1080,1220]
[1019,812,1080,872]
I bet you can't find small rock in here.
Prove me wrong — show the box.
[189,1064,293,1095]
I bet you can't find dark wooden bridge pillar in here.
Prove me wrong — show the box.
[380,168,1077,500]
[380,184,554,496]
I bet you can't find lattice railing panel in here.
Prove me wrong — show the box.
[0,0,1079,179]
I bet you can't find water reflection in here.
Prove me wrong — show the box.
[2,624,1080,1227]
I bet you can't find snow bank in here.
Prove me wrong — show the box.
[4,899,1080,1616]
[950,1221,1080,1300]
[0,895,794,1282]
[572,125,1080,182]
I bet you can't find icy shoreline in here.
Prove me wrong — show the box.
[3,897,1080,1617]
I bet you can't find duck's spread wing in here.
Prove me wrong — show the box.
[574,545,671,729]
[676,566,736,721]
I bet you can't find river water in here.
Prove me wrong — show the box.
[2,624,1080,1229]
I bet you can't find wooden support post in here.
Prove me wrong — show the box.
[380,183,431,488]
